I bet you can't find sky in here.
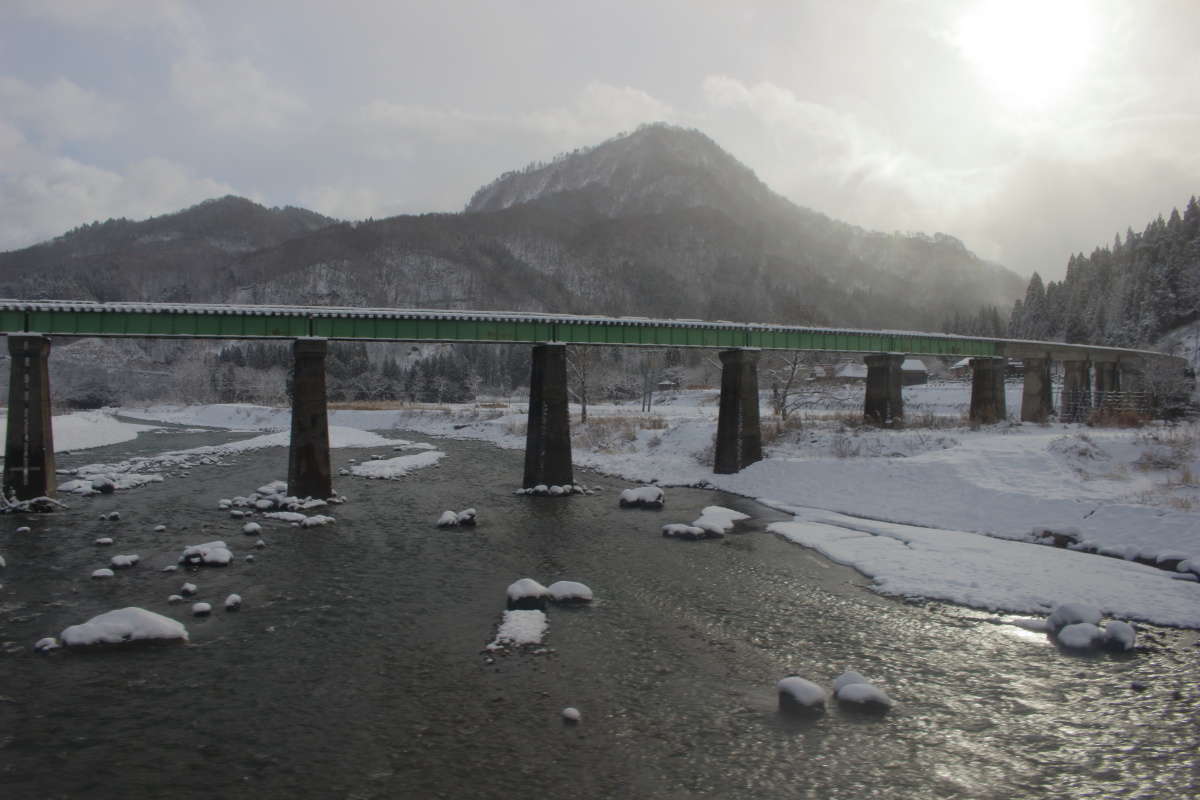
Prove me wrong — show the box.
[0,0,1196,280]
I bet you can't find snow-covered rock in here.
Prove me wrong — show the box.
[777,677,828,715]
[833,670,893,711]
[547,580,593,603]
[506,578,550,610]
[299,515,335,528]
[180,540,233,566]
[691,506,749,536]
[180,582,198,596]
[91,568,115,579]
[456,508,477,526]
[167,594,184,604]
[1047,603,1102,633]
[110,554,139,568]
[661,523,708,540]
[436,510,459,528]
[254,539,266,549]
[1103,620,1136,652]
[833,671,870,693]
[191,602,212,617]
[486,609,548,650]
[94,537,114,546]
[836,682,895,710]
[1057,622,1104,650]
[264,511,306,523]
[225,593,242,611]
[242,522,262,536]
[619,486,664,509]
[16,526,31,534]
[61,607,188,646]
[561,707,581,723]
[34,637,61,652]
[154,524,166,532]
[161,564,178,573]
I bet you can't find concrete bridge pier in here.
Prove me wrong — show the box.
[1061,359,1091,422]
[1094,361,1118,407]
[1020,356,1053,422]
[863,353,904,426]
[714,348,763,474]
[523,343,574,488]
[3,334,56,500]
[287,338,333,500]
[969,357,1008,424]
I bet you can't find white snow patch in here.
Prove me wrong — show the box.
[1057,622,1104,650]
[487,609,548,650]
[619,486,664,508]
[348,450,444,479]
[0,409,155,453]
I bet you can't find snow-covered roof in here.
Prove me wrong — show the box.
[835,363,868,379]
[901,358,927,372]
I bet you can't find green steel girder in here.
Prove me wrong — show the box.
[0,300,1163,362]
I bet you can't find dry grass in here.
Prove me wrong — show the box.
[762,415,805,446]
[572,413,668,452]
[1086,408,1149,428]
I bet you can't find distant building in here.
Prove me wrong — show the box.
[834,362,868,381]
[901,358,928,386]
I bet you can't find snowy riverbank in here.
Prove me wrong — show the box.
[109,392,1200,627]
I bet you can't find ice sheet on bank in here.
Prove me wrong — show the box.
[348,450,444,479]
[768,509,1200,627]
[0,409,156,453]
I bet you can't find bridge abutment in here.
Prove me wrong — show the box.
[1061,360,1091,422]
[969,357,1008,424]
[715,348,763,474]
[863,353,904,425]
[287,338,333,500]
[1020,356,1053,422]
[4,334,56,500]
[523,343,574,488]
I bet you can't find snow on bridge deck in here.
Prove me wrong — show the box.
[0,299,1169,362]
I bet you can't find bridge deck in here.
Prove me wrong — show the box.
[0,299,1164,362]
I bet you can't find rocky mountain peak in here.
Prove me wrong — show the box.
[465,123,780,222]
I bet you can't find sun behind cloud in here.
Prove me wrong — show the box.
[954,0,1098,111]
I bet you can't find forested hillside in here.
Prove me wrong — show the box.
[1009,197,1200,347]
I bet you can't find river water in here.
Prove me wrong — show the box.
[1,427,1197,799]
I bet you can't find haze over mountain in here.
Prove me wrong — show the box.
[1,124,1023,332]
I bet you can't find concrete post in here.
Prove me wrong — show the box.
[714,348,763,474]
[1020,356,1053,422]
[523,343,573,488]
[863,354,904,425]
[1094,362,1117,408]
[3,335,56,500]
[287,338,333,500]
[1061,360,1091,422]
[969,357,1008,424]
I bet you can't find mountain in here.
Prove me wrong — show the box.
[0,124,1023,331]
[0,196,336,302]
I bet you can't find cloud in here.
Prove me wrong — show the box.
[0,75,124,142]
[170,56,308,132]
[0,139,236,251]
[355,82,675,155]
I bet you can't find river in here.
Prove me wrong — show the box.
[1,426,1197,799]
